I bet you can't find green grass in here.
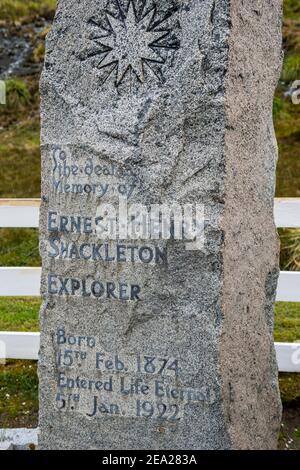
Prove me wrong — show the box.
[0,83,41,201]
[5,79,31,108]
[274,76,300,199]
[282,54,300,83]
[0,298,298,340]
[278,404,300,450]
[284,0,300,20]
[279,229,300,271]
[0,298,299,431]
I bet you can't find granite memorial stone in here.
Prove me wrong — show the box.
[39,0,283,450]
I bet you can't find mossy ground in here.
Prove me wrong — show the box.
[275,302,300,342]
[0,297,40,332]
[0,0,299,449]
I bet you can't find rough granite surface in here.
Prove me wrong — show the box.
[39,0,283,450]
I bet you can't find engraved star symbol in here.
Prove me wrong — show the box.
[88,0,179,86]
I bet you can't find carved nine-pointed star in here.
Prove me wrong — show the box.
[95,1,172,85]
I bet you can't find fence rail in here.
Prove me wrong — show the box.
[0,198,300,373]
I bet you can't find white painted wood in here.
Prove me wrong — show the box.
[274,198,300,228]
[0,199,40,228]
[0,268,299,301]
[1,332,298,372]
[276,271,300,302]
[275,342,300,373]
[0,332,40,360]
[0,268,41,296]
[0,198,299,228]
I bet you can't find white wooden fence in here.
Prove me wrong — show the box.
[0,198,300,372]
